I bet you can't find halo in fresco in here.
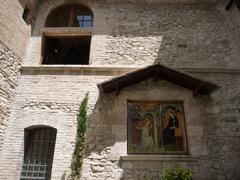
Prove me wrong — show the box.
[127,101,188,154]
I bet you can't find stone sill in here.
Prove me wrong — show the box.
[21,65,240,76]
[21,65,139,76]
[41,27,93,36]
[119,155,199,162]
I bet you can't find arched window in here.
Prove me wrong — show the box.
[42,4,93,65]
[20,127,57,180]
[46,4,93,27]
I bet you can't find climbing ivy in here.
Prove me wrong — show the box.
[69,93,89,180]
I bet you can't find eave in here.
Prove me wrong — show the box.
[97,64,219,96]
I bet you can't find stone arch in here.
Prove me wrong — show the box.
[44,2,94,27]
[24,124,57,131]
[23,118,59,130]
[32,0,95,33]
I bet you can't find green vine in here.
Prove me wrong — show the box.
[69,93,89,180]
[163,166,193,180]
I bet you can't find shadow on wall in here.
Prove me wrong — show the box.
[25,0,240,179]
[81,90,204,179]
[30,0,237,68]
[107,1,235,68]
[105,2,234,68]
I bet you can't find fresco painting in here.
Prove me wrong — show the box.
[127,101,187,154]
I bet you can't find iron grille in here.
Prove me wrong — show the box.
[20,127,57,180]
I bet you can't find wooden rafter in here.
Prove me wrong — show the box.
[97,64,219,96]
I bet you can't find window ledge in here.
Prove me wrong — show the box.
[119,155,199,162]
[21,65,240,76]
[21,65,140,76]
[41,27,93,36]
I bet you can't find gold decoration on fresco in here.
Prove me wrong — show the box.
[127,101,188,154]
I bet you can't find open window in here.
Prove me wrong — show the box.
[42,4,93,65]
[42,36,91,65]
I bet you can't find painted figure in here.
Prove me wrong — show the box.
[136,118,154,148]
[163,110,179,145]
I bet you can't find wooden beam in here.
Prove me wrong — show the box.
[97,64,219,95]
[236,0,240,9]
[68,5,75,27]
[193,85,203,97]
[225,0,234,10]
[41,27,93,37]
[114,82,120,96]
[153,67,160,81]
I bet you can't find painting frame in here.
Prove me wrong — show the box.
[127,100,189,155]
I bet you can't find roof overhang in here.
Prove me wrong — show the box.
[97,64,219,96]
[226,0,240,10]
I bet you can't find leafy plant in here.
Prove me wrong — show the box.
[163,166,193,180]
[69,93,89,180]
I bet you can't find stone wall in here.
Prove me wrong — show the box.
[0,0,30,58]
[0,70,240,180]
[0,0,240,180]
[81,73,240,180]
[0,72,107,179]
[228,2,240,52]
[0,0,30,150]
[25,0,239,69]
[83,78,206,179]
[0,42,22,150]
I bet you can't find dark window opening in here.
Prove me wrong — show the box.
[43,36,91,65]
[20,127,57,180]
[46,4,93,27]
